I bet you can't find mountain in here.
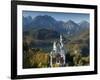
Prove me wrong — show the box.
[28,15,57,30]
[23,16,32,31]
[23,15,89,37]
[23,16,32,26]
[79,21,89,29]
[63,20,80,35]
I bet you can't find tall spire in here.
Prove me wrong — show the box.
[60,35,62,42]
[60,35,63,48]
[53,41,56,51]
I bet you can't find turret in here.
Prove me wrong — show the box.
[53,41,56,52]
[60,35,62,43]
[60,35,64,49]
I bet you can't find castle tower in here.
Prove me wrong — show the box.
[60,35,64,48]
[60,35,66,65]
[53,41,56,52]
[60,35,62,43]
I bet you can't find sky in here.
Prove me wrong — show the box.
[23,11,90,23]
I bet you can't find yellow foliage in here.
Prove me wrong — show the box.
[28,50,49,68]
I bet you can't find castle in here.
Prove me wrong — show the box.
[50,35,66,67]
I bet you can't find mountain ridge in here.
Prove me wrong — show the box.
[23,15,89,36]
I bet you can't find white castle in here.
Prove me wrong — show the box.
[50,35,66,67]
